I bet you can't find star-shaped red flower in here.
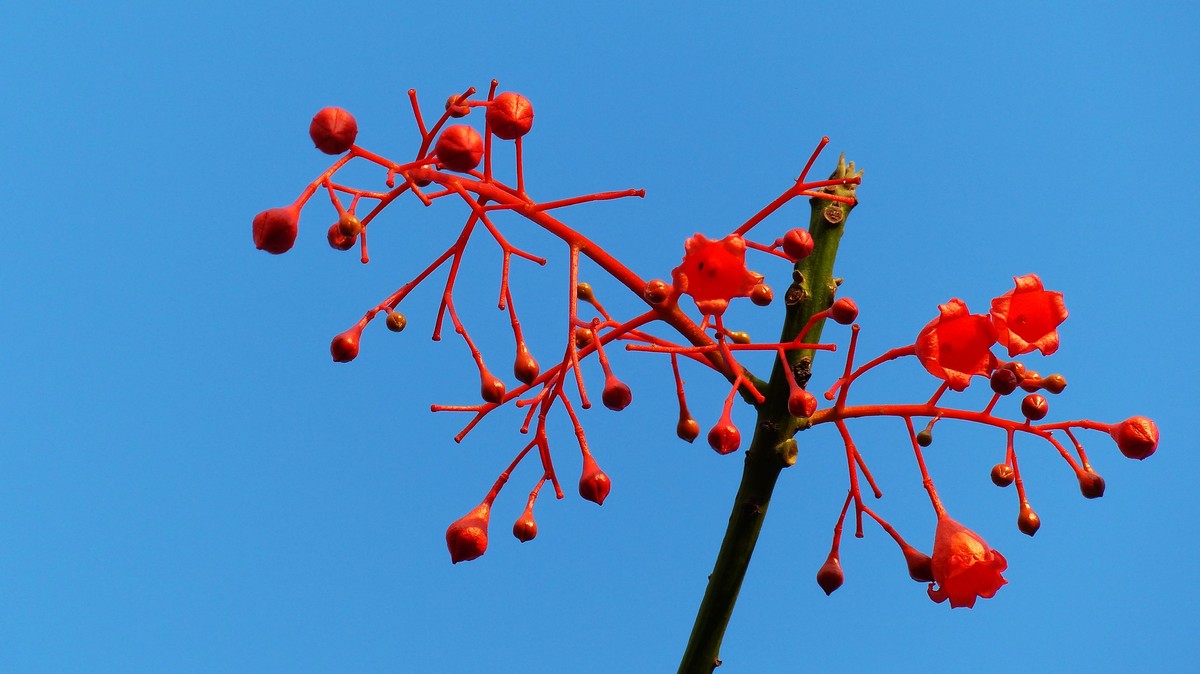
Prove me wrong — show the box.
[990,274,1069,357]
[671,234,764,316]
[915,299,997,391]
[927,515,1008,609]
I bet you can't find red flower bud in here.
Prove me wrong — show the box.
[830,297,858,325]
[574,327,594,348]
[990,463,1014,487]
[385,311,407,333]
[781,228,814,261]
[252,205,300,255]
[1041,373,1067,394]
[602,376,632,411]
[435,125,484,173]
[750,283,774,306]
[989,368,1019,395]
[575,282,594,302]
[788,389,817,418]
[707,420,741,455]
[916,429,934,447]
[578,454,611,505]
[677,415,700,443]
[480,369,506,404]
[446,502,490,563]
[309,107,358,155]
[816,554,844,596]
[643,279,670,304]
[512,507,538,543]
[444,94,471,118]
[337,213,363,237]
[513,347,540,385]
[485,92,534,140]
[1017,504,1041,536]
[326,222,356,251]
[902,545,934,583]
[330,325,363,363]
[1021,393,1048,421]
[1078,471,1106,499]
[1110,416,1158,460]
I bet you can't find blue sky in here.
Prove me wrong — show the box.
[2,1,1197,672]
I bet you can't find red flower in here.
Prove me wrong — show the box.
[915,299,997,391]
[927,516,1008,608]
[990,274,1068,357]
[671,234,764,315]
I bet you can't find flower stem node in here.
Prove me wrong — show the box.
[446,503,491,564]
[1018,505,1041,536]
[781,228,814,261]
[309,107,358,155]
[1110,416,1159,460]
[252,206,300,255]
[707,421,741,455]
[777,438,799,467]
[927,516,1008,608]
[816,554,844,595]
[385,311,407,333]
[1021,394,1049,421]
[990,463,1015,488]
[485,92,534,140]
[330,325,364,363]
[830,298,859,325]
[602,376,632,412]
[578,454,611,505]
[435,124,484,173]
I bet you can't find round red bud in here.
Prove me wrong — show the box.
[644,279,670,304]
[330,326,363,363]
[385,311,407,333]
[444,94,470,118]
[253,206,300,255]
[1110,416,1158,460]
[707,421,741,455]
[989,368,1019,395]
[326,222,356,251]
[830,298,858,325]
[337,213,363,238]
[435,125,484,173]
[1021,393,1049,421]
[578,455,611,505]
[750,283,774,307]
[486,92,534,140]
[816,555,844,596]
[309,107,358,155]
[602,376,632,411]
[446,503,490,563]
[901,545,934,583]
[513,348,540,385]
[480,370,506,404]
[990,463,1015,487]
[1078,471,1106,499]
[512,510,538,543]
[1018,504,1041,536]
[788,389,818,418]
[781,228,815,261]
[677,416,700,443]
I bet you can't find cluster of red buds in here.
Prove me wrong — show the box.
[252,81,1157,609]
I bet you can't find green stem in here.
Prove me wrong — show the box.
[678,157,860,673]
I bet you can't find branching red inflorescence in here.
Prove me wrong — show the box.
[254,81,1156,611]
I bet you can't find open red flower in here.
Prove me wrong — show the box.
[990,274,1068,357]
[927,515,1008,608]
[671,234,764,315]
[915,299,997,391]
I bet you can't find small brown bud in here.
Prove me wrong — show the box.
[1021,393,1049,421]
[643,279,670,304]
[1078,471,1106,499]
[728,331,751,344]
[990,368,1019,395]
[990,463,1015,487]
[677,416,700,443]
[816,555,844,596]
[1018,504,1041,536]
[916,429,933,447]
[575,282,594,302]
[338,213,363,237]
[750,283,774,306]
[385,311,408,333]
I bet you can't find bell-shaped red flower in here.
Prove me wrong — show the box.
[990,274,1068,357]
[671,234,764,315]
[927,515,1008,608]
[915,299,997,391]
